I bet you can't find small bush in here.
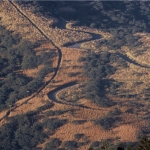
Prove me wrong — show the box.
[45,110,67,116]
[68,72,76,77]
[63,141,78,149]
[108,108,121,116]
[94,116,119,130]
[125,108,134,114]
[78,57,86,62]
[44,138,62,150]
[37,102,54,112]
[44,118,68,131]
[74,133,84,141]
[90,141,100,148]
[72,120,87,124]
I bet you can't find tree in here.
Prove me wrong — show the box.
[21,55,37,69]
[135,136,150,150]
[6,91,18,106]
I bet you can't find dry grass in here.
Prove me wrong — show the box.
[66,22,111,39]
[122,32,150,67]
[48,118,138,150]
[0,2,150,150]
[11,1,92,46]
[22,65,43,78]
[66,22,111,50]
[43,47,86,94]
[0,1,59,122]
[23,42,58,78]
[0,1,45,42]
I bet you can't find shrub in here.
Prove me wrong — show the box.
[78,57,86,62]
[72,120,87,124]
[74,133,84,141]
[44,138,62,150]
[63,141,78,149]
[125,108,134,114]
[108,108,121,116]
[37,102,54,112]
[94,116,119,130]
[43,118,68,131]
[45,110,67,116]
[90,141,100,148]
[68,72,75,77]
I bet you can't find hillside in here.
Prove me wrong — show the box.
[0,1,150,150]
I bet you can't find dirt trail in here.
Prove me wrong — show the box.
[0,1,102,121]
[1,1,147,122]
[9,1,104,107]
[0,1,62,121]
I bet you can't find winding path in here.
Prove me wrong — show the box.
[9,1,62,85]
[9,1,105,108]
[0,1,103,122]
[0,1,149,122]
[0,1,62,121]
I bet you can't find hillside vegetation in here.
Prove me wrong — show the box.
[0,24,56,111]
[0,1,150,150]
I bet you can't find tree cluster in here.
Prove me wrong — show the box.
[0,102,69,150]
[29,1,150,33]
[82,52,126,107]
[0,24,56,111]
[89,136,150,150]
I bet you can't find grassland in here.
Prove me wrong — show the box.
[0,1,150,150]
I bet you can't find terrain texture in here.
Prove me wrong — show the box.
[0,1,150,150]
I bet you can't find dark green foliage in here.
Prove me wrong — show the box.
[44,138,62,150]
[63,140,78,149]
[21,54,37,69]
[30,1,150,36]
[37,65,54,79]
[43,118,68,131]
[74,133,85,141]
[88,136,150,150]
[45,109,68,116]
[94,116,121,130]
[72,120,87,124]
[0,99,69,150]
[125,145,134,150]
[0,24,55,111]
[37,51,56,65]
[0,113,47,150]
[78,56,86,62]
[135,136,150,150]
[108,108,122,116]
[37,102,54,112]
[90,141,100,148]
[83,52,120,107]
[125,108,134,114]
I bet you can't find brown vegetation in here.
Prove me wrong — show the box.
[0,1,150,150]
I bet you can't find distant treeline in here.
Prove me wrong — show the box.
[89,136,150,150]
[18,1,148,51]
[23,1,150,32]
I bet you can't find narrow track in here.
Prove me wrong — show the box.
[0,1,102,121]
[1,1,148,121]
[8,1,103,108]
[0,1,62,121]
[9,1,62,84]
